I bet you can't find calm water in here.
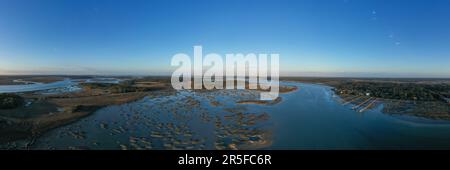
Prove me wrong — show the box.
[0,78,121,93]
[0,79,75,93]
[269,83,450,149]
[29,82,450,149]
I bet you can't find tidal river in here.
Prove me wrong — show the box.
[0,79,75,93]
[28,82,450,149]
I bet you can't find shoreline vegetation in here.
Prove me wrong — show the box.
[0,91,153,143]
[281,77,450,120]
[0,94,24,109]
[236,84,297,105]
[237,97,282,105]
[0,76,174,143]
[1,75,449,148]
[0,76,298,145]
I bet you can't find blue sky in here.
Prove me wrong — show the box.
[0,0,449,77]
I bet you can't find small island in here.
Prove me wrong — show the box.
[237,97,282,105]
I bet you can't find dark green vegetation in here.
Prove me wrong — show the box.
[334,82,450,102]
[0,94,24,109]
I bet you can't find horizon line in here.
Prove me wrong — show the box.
[0,74,450,79]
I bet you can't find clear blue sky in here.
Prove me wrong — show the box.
[0,0,449,77]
